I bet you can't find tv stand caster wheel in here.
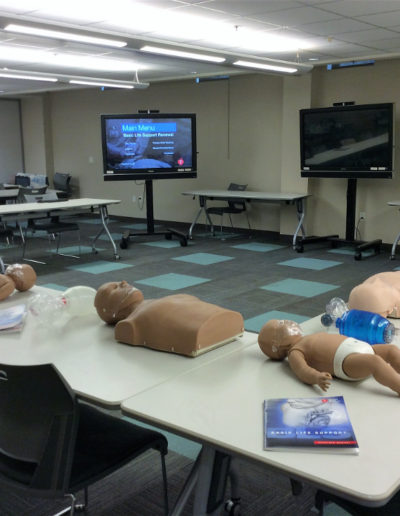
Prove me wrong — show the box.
[225,498,241,515]
[120,237,129,250]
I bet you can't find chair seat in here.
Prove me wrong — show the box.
[70,403,168,491]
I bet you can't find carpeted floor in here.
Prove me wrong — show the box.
[0,450,321,516]
[1,213,397,515]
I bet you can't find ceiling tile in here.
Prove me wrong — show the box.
[301,18,376,36]
[251,6,342,26]
[319,0,400,17]
[358,11,400,28]
[335,28,400,44]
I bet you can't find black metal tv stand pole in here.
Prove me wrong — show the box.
[120,180,188,249]
[329,178,381,260]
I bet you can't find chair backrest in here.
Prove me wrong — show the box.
[15,175,30,187]
[54,173,71,193]
[17,186,47,203]
[227,183,247,209]
[0,363,78,492]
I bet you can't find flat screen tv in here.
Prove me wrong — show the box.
[300,103,394,178]
[101,113,197,181]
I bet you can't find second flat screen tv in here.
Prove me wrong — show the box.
[101,113,197,181]
[300,103,394,178]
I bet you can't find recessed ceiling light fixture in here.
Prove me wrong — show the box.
[4,23,127,48]
[141,45,225,63]
[233,60,298,74]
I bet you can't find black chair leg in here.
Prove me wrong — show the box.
[160,453,169,516]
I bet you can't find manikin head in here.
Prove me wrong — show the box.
[94,281,144,324]
[348,279,400,318]
[258,319,304,360]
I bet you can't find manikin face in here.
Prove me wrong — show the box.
[94,281,144,324]
[258,319,304,360]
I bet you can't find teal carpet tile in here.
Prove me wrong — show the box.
[89,233,121,241]
[67,260,133,274]
[173,252,234,265]
[39,283,68,291]
[261,278,338,298]
[136,272,210,290]
[141,240,181,248]
[120,223,162,230]
[328,247,375,257]
[232,242,285,252]
[278,257,342,270]
[245,310,310,333]
[50,245,102,255]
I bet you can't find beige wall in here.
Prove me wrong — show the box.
[20,96,47,175]
[46,74,288,231]
[19,59,400,244]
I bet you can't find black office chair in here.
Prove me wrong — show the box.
[54,172,72,199]
[0,363,169,516]
[206,183,251,235]
[18,189,80,261]
[314,489,400,515]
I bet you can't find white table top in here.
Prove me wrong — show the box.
[0,287,257,407]
[0,197,120,216]
[182,190,309,202]
[0,189,19,198]
[122,316,400,507]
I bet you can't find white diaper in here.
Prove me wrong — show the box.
[333,337,374,381]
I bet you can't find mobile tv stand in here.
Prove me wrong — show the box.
[119,180,188,249]
[297,178,381,260]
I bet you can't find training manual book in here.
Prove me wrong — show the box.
[263,396,358,454]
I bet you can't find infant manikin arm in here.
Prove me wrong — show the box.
[288,350,332,391]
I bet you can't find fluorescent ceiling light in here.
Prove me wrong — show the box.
[4,24,127,48]
[233,60,298,74]
[141,46,225,63]
[0,71,58,82]
[69,79,134,89]
[0,45,138,72]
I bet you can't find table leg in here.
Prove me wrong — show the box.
[293,198,307,250]
[170,445,232,516]
[390,229,400,259]
[91,205,120,260]
[189,206,206,239]
[188,195,214,238]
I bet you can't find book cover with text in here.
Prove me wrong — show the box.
[264,396,358,454]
